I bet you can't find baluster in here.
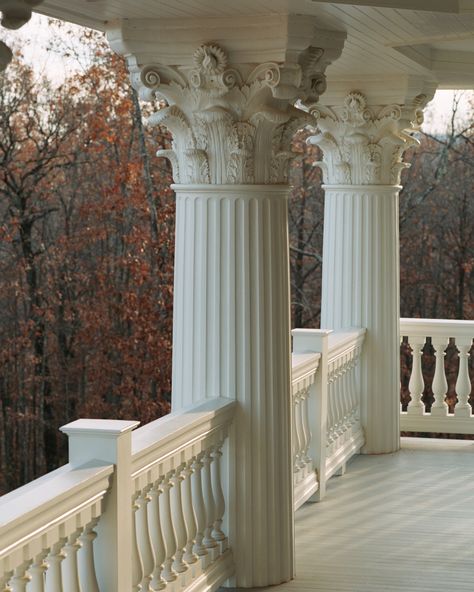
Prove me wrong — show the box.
[160,471,178,582]
[46,540,66,592]
[181,462,198,565]
[63,529,82,592]
[211,443,226,543]
[29,552,48,592]
[327,371,336,445]
[148,478,167,590]
[0,573,13,592]
[431,338,449,416]
[191,456,208,558]
[137,486,156,591]
[296,393,306,469]
[78,519,100,592]
[202,449,217,549]
[292,393,302,473]
[9,562,31,592]
[171,466,188,574]
[341,357,352,433]
[131,493,144,592]
[407,336,426,415]
[301,388,312,465]
[347,355,357,424]
[454,337,473,417]
[335,360,345,436]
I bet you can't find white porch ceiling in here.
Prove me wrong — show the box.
[36,0,474,89]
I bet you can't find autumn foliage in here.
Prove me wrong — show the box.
[0,26,473,493]
[0,31,174,493]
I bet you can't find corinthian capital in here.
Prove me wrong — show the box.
[308,88,434,186]
[109,18,345,185]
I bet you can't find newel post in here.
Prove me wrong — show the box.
[61,419,139,592]
[108,15,345,587]
[292,329,331,501]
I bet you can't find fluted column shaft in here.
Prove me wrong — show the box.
[321,185,400,453]
[108,22,346,586]
[172,184,293,586]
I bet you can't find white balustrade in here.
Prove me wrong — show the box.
[291,328,366,505]
[325,330,365,480]
[0,459,113,592]
[1,399,235,592]
[130,398,235,591]
[401,319,474,434]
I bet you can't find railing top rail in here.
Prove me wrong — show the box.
[131,397,235,476]
[400,318,474,339]
[292,352,321,383]
[328,328,366,363]
[0,461,113,557]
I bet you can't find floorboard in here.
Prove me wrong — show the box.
[237,437,474,591]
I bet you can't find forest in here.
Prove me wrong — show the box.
[0,25,473,493]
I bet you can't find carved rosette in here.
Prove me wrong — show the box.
[128,43,340,185]
[308,91,428,186]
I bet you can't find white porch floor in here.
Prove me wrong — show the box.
[258,437,474,591]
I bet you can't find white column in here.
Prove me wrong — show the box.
[109,18,345,587]
[309,85,435,454]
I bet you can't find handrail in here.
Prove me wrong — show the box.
[0,462,113,590]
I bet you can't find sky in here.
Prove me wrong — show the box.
[1,14,472,136]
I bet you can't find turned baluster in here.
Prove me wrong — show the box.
[148,478,167,590]
[170,467,188,574]
[327,371,336,445]
[295,393,306,469]
[292,393,302,473]
[29,552,48,592]
[407,336,426,415]
[63,529,83,592]
[202,449,217,549]
[211,443,226,543]
[9,562,31,592]
[431,338,449,416]
[137,486,156,591]
[334,360,345,436]
[131,494,144,592]
[160,472,178,582]
[0,573,13,592]
[191,456,208,557]
[46,540,67,592]
[78,519,100,592]
[181,462,198,565]
[454,337,473,417]
[341,357,352,433]
[300,388,313,465]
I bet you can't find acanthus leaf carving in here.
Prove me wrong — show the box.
[308,91,430,186]
[129,41,343,185]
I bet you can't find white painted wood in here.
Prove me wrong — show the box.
[160,475,177,583]
[401,319,474,432]
[136,487,155,592]
[29,553,48,592]
[148,480,166,590]
[211,445,226,544]
[191,457,208,560]
[60,419,138,592]
[454,338,472,417]
[407,337,426,415]
[170,468,189,573]
[109,25,342,586]
[45,542,66,592]
[431,338,449,416]
[131,496,143,592]
[78,522,100,592]
[309,89,434,454]
[62,530,82,592]
[252,438,474,592]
